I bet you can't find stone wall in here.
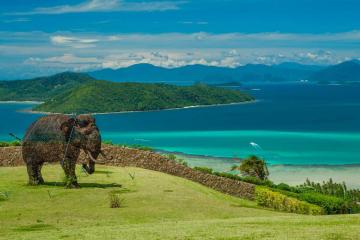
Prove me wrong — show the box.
[0,145,255,200]
[0,147,23,167]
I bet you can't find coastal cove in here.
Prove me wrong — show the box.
[1,83,360,187]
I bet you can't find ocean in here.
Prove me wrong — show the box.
[1,83,360,168]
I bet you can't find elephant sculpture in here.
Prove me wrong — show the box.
[22,114,104,188]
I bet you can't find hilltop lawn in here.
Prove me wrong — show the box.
[0,165,359,240]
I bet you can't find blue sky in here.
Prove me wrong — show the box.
[1,0,360,79]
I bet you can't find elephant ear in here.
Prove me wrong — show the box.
[76,115,96,134]
[77,114,95,127]
[60,118,77,140]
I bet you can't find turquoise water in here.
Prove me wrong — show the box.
[103,130,360,165]
[1,84,360,166]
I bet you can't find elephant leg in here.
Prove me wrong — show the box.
[26,162,43,185]
[37,162,45,184]
[61,159,80,189]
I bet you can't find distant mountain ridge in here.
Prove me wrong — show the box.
[1,61,360,102]
[88,62,326,84]
[309,60,360,83]
[1,60,359,113]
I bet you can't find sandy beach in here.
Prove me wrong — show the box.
[0,101,44,104]
[268,164,360,189]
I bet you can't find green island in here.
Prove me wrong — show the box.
[0,72,254,114]
[0,72,93,101]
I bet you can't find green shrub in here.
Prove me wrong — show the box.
[175,158,188,167]
[193,166,213,174]
[11,141,21,146]
[109,192,123,208]
[238,155,269,180]
[255,187,324,215]
[300,178,360,202]
[298,192,350,214]
[213,171,240,180]
[0,191,10,201]
[272,188,300,199]
[115,143,154,152]
[102,140,113,145]
[165,154,188,166]
[0,141,21,147]
[212,172,275,187]
[294,178,360,214]
[242,176,275,187]
[190,170,356,215]
[167,154,177,161]
[267,186,357,214]
[129,144,154,152]
[276,183,292,191]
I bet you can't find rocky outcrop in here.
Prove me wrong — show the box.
[0,145,255,200]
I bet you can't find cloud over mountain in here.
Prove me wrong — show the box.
[0,30,359,79]
[9,0,185,15]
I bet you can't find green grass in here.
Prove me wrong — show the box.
[0,141,21,147]
[0,165,359,239]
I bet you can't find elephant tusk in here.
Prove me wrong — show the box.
[86,151,105,164]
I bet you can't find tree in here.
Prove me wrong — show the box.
[236,155,269,180]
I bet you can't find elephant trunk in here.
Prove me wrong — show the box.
[82,150,103,175]
[81,127,102,174]
[82,158,95,174]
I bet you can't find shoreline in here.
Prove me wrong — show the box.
[0,141,359,188]
[19,100,258,115]
[158,150,360,188]
[0,100,44,104]
[159,150,360,168]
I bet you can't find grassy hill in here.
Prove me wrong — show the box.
[0,165,359,240]
[33,81,254,114]
[0,72,94,101]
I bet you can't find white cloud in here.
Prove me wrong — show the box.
[24,54,102,72]
[2,18,31,23]
[58,31,360,49]
[1,30,359,78]
[22,48,355,74]
[23,51,238,71]
[10,0,185,15]
[179,21,208,25]
[4,30,360,50]
[50,35,99,48]
[294,50,334,64]
[26,54,99,64]
[13,48,357,79]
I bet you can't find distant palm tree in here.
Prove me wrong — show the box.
[232,155,269,180]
